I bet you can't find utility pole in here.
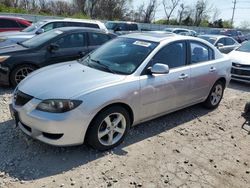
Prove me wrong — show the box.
[231,0,237,25]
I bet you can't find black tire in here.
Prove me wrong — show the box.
[10,64,37,86]
[203,81,225,109]
[86,106,131,151]
[243,102,250,117]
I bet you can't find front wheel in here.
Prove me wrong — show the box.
[86,106,131,150]
[203,81,225,109]
[10,64,36,86]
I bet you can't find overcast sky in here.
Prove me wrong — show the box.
[132,0,250,27]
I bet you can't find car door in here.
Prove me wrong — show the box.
[45,32,88,65]
[0,18,21,32]
[139,41,191,120]
[188,41,218,103]
[224,37,239,53]
[87,32,112,52]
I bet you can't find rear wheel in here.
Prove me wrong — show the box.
[86,106,131,150]
[203,81,225,109]
[10,64,36,86]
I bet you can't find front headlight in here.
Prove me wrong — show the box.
[0,56,10,63]
[36,99,82,113]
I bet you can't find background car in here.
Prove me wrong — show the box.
[105,21,140,35]
[10,33,231,150]
[0,18,108,47]
[229,40,250,83]
[0,27,116,86]
[198,34,240,54]
[164,28,197,36]
[208,29,247,43]
[0,16,31,32]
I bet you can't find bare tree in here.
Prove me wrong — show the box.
[142,0,157,23]
[194,0,209,26]
[212,7,220,22]
[162,0,180,24]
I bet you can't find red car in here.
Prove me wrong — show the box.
[0,16,32,32]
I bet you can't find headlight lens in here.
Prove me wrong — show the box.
[36,99,82,113]
[0,56,10,63]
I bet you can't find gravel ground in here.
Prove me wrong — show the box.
[0,81,250,188]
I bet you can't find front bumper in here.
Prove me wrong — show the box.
[0,64,10,85]
[231,63,250,84]
[10,93,91,146]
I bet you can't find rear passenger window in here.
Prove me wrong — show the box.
[42,23,54,32]
[190,42,214,64]
[0,19,19,28]
[225,38,236,45]
[88,33,110,46]
[152,42,186,69]
[126,24,138,31]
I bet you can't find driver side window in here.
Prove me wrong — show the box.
[54,33,86,49]
[152,42,186,69]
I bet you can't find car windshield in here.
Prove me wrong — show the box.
[81,37,158,75]
[236,41,250,52]
[199,36,216,44]
[22,21,47,32]
[21,29,63,48]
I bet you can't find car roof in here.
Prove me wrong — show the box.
[121,32,197,43]
[53,27,111,34]
[199,34,226,39]
[39,18,103,24]
[106,21,138,24]
[0,16,27,20]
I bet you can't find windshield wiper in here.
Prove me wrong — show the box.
[90,58,117,74]
[17,42,28,48]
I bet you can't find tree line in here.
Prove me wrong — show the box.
[0,0,233,28]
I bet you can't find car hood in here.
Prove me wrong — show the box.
[229,50,250,65]
[0,44,27,54]
[18,61,126,100]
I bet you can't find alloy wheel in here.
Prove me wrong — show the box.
[97,113,126,146]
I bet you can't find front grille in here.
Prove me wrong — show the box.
[232,75,250,81]
[15,90,33,106]
[231,68,250,76]
[232,63,250,69]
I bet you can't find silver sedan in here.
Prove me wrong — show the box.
[10,33,231,150]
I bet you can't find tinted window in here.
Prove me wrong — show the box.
[42,23,54,32]
[88,32,110,46]
[217,38,226,45]
[18,22,29,28]
[55,33,86,48]
[225,38,236,45]
[199,36,216,44]
[68,22,99,29]
[153,42,186,69]
[190,42,214,64]
[54,22,66,28]
[174,30,187,34]
[0,19,19,28]
[126,24,138,31]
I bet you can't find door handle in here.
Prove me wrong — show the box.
[209,67,216,72]
[179,73,188,80]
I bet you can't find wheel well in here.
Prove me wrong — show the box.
[9,63,39,81]
[84,103,134,143]
[216,77,226,88]
[96,103,134,125]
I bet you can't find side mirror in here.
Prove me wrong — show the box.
[148,63,169,75]
[48,43,59,52]
[114,27,122,32]
[36,28,44,35]
[217,43,224,48]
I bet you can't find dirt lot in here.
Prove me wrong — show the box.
[0,82,250,188]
